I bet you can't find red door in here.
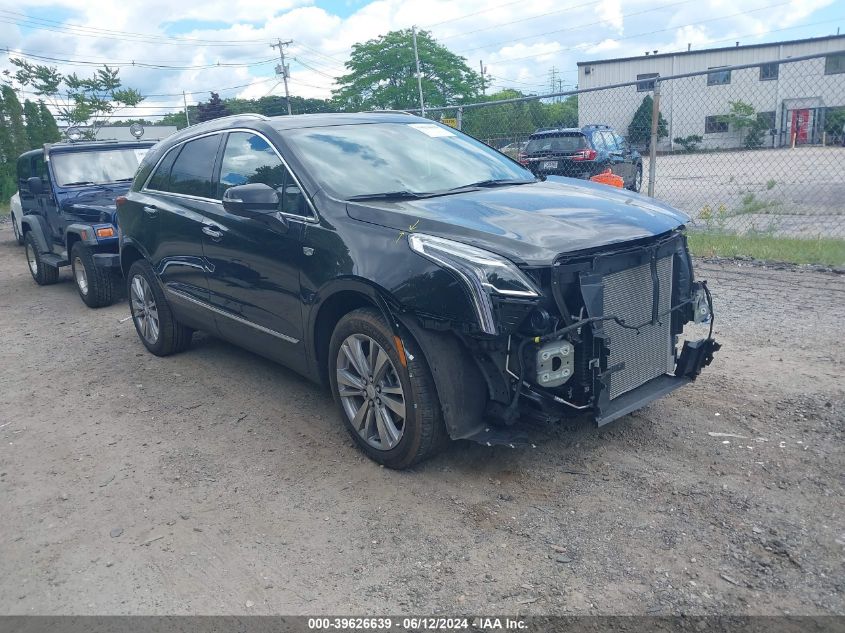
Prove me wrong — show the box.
[791,109,810,144]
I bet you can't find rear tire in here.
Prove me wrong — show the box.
[12,214,24,245]
[126,259,192,356]
[24,232,60,285]
[71,242,116,308]
[328,308,446,469]
[628,163,643,192]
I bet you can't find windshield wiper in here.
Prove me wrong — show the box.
[346,190,430,201]
[62,181,97,186]
[446,178,537,192]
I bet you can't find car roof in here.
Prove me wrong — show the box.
[530,124,615,138]
[18,140,156,161]
[156,111,429,149]
[47,140,156,153]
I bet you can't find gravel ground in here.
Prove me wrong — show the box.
[0,221,843,616]
[646,146,845,238]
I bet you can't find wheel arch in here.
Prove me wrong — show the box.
[310,279,384,388]
[120,239,148,279]
[20,215,50,251]
[311,278,487,441]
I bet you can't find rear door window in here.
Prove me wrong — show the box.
[525,134,586,153]
[164,135,221,199]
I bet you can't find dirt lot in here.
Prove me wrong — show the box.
[646,146,845,238]
[0,220,843,616]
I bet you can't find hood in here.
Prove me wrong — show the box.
[346,177,688,266]
[59,184,129,224]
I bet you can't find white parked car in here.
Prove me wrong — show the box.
[9,192,24,246]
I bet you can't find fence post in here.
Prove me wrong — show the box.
[457,107,463,131]
[647,82,661,197]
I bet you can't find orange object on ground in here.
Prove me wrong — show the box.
[589,169,624,188]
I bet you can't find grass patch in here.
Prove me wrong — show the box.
[0,201,9,219]
[688,233,845,267]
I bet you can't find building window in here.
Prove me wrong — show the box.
[757,111,776,131]
[704,116,729,134]
[707,67,731,86]
[825,53,845,75]
[760,63,779,81]
[636,73,658,92]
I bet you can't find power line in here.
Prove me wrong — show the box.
[5,48,278,70]
[0,9,275,46]
[485,0,798,66]
[453,0,698,56]
[438,0,606,43]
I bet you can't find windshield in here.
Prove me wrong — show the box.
[525,134,586,153]
[51,147,150,186]
[281,122,534,199]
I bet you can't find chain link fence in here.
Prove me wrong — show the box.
[414,52,845,244]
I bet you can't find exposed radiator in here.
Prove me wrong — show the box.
[602,256,674,400]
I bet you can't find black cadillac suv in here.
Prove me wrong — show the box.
[117,113,718,469]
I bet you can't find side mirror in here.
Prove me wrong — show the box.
[222,183,280,217]
[27,177,43,195]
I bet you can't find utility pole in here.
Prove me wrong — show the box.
[271,39,293,116]
[182,91,190,127]
[479,60,487,95]
[412,26,425,116]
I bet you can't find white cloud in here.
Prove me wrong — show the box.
[0,0,837,117]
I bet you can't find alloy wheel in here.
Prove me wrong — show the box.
[336,333,406,450]
[130,274,160,344]
[73,257,89,295]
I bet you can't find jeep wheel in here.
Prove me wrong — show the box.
[11,214,24,246]
[628,163,643,192]
[127,259,192,356]
[24,232,59,285]
[71,242,117,308]
[328,308,446,469]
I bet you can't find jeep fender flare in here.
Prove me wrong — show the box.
[65,223,102,247]
[20,215,50,253]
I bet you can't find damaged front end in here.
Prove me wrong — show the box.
[418,229,719,445]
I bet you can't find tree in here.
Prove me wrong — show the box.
[196,92,231,122]
[9,58,144,138]
[718,100,766,148]
[23,99,44,148]
[38,102,61,143]
[332,29,482,110]
[825,107,845,143]
[0,86,30,203]
[628,95,667,149]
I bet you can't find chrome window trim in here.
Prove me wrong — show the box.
[166,287,300,344]
[141,127,319,224]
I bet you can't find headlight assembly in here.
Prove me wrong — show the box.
[408,233,539,335]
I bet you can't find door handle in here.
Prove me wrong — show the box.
[202,225,223,240]
[143,205,158,216]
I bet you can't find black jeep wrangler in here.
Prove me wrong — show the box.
[17,138,155,307]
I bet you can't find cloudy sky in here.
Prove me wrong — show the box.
[0,0,841,118]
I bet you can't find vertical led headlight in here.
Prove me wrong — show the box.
[407,233,540,335]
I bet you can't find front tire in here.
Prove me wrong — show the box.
[126,259,192,356]
[24,232,59,285]
[71,242,117,308]
[328,308,446,469]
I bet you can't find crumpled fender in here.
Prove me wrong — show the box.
[395,314,487,440]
